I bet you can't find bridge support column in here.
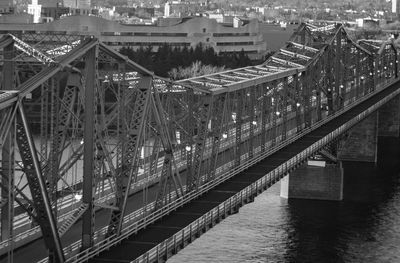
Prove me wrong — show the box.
[280,162,343,201]
[338,111,378,163]
[378,95,400,138]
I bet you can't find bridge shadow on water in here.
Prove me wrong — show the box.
[284,137,400,263]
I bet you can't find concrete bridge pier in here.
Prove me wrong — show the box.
[281,96,400,201]
[378,95,400,138]
[280,162,344,201]
[281,110,379,201]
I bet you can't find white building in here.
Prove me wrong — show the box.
[63,0,90,9]
[0,15,267,59]
[393,0,399,14]
[28,0,42,23]
[207,13,223,23]
[164,2,170,17]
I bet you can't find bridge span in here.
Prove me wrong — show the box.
[0,23,400,263]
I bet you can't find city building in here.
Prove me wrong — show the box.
[28,0,42,23]
[164,0,207,18]
[63,0,90,9]
[0,0,14,14]
[0,15,267,59]
[28,0,93,22]
[393,0,400,15]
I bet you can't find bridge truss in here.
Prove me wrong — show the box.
[0,23,398,263]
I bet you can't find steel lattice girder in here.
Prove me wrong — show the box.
[15,104,65,263]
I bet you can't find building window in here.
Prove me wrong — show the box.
[216,41,254,46]
[213,33,250,37]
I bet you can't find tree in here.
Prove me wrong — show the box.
[168,61,226,80]
[119,42,253,78]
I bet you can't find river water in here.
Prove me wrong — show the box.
[169,138,400,263]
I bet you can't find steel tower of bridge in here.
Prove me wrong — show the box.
[0,23,399,263]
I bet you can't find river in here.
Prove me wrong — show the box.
[168,137,400,263]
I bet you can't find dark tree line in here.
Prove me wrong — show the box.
[119,43,253,77]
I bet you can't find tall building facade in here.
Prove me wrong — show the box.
[164,1,202,18]
[28,0,42,23]
[63,0,90,9]
[39,0,63,7]
[393,0,400,15]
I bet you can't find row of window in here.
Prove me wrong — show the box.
[0,30,256,39]
[216,41,254,46]
[104,41,191,47]
[212,33,250,37]
[102,32,255,37]
[101,32,188,37]
[103,41,255,47]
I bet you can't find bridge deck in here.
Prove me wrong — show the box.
[89,82,400,262]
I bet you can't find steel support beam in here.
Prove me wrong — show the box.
[81,45,97,249]
[16,104,64,263]
[1,41,14,242]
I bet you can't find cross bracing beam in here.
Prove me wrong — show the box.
[17,38,98,98]
[45,40,81,57]
[287,41,319,52]
[15,104,65,262]
[280,48,312,60]
[9,34,56,65]
[0,34,13,49]
[255,65,282,72]
[309,24,336,32]
[219,73,248,80]
[0,91,18,110]
[358,40,382,51]
[271,56,305,68]
[273,53,309,66]
[232,70,260,78]
[204,76,234,84]
[243,68,270,76]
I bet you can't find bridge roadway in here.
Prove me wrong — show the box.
[86,80,400,263]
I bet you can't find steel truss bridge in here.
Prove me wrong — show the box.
[0,23,399,263]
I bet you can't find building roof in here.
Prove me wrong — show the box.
[0,15,260,35]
